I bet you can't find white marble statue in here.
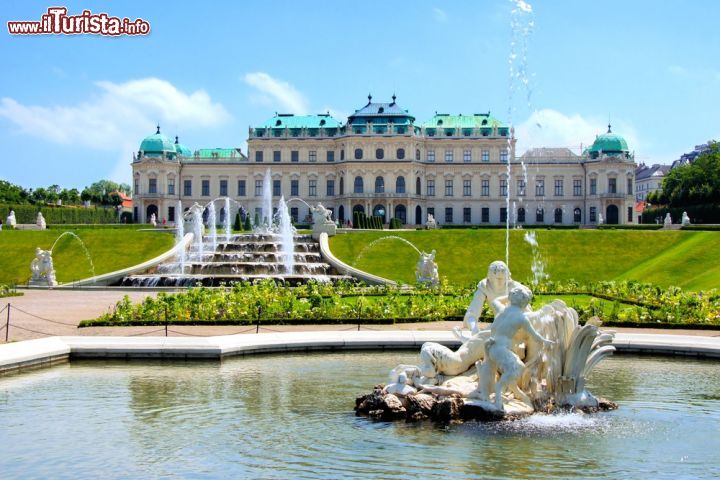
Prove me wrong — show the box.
[454,260,523,341]
[681,211,691,226]
[386,260,617,417]
[7,210,17,228]
[425,213,437,229]
[598,213,604,225]
[383,372,417,396]
[30,247,57,286]
[150,213,157,227]
[311,203,334,226]
[472,286,554,411]
[415,250,439,287]
[36,212,46,230]
[664,213,672,226]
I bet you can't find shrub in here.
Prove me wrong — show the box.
[0,203,118,224]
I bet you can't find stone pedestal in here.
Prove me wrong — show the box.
[312,222,336,240]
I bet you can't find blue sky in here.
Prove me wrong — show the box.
[1,0,718,189]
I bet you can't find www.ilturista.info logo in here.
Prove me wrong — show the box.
[7,7,150,36]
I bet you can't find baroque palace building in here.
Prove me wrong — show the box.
[132,95,636,226]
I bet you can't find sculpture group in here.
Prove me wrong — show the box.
[358,260,617,421]
[29,247,57,287]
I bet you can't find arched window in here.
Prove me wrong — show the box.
[415,149,421,161]
[340,149,345,161]
[397,148,405,160]
[376,148,384,160]
[338,205,345,223]
[396,176,405,193]
[394,205,407,224]
[339,177,344,195]
[373,204,386,223]
[416,177,421,195]
[415,205,423,225]
[517,207,526,223]
[554,208,563,223]
[375,176,385,193]
[354,176,364,193]
[573,208,582,223]
[354,148,363,160]
[536,207,544,223]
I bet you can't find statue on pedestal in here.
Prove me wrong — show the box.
[7,210,17,229]
[681,211,691,226]
[664,213,672,226]
[311,202,336,239]
[36,212,46,230]
[415,250,439,287]
[150,213,157,227]
[425,214,437,229]
[30,247,57,287]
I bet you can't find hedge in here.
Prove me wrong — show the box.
[642,204,720,225]
[597,224,664,230]
[681,224,720,231]
[0,203,118,225]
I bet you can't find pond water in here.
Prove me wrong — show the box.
[1,353,719,479]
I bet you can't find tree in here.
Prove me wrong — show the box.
[661,141,719,207]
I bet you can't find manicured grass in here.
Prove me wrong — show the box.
[0,229,175,284]
[328,229,720,290]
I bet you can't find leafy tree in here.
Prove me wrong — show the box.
[661,141,719,207]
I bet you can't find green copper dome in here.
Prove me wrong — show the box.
[588,125,629,154]
[139,126,176,155]
[174,136,192,157]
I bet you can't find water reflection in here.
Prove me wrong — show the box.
[0,354,719,479]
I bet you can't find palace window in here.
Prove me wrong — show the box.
[627,178,633,195]
[463,179,471,196]
[500,207,507,223]
[201,180,210,197]
[427,150,435,162]
[355,148,363,160]
[308,180,317,197]
[354,176,364,193]
[290,207,299,223]
[554,179,564,196]
[340,149,345,161]
[463,207,471,223]
[309,150,317,162]
[254,180,262,197]
[536,207,544,223]
[375,176,385,193]
[536,179,545,196]
[237,180,246,197]
[608,178,617,194]
[376,148,384,160]
[590,178,597,195]
[445,207,453,224]
[481,179,490,197]
[396,176,405,194]
[427,179,435,196]
[273,179,281,197]
[326,180,335,197]
[517,179,526,196]
[219,180,227,197]
[291,150,299,162]
[255,151,263,162]
[327,151,335,162]
[500,149,508,162]
[499,179,508,197]
[148,178,157,194]
[590,207,597,222]
[573,179,582,196]
[481,150,489,162]
[555,208,563,223]
[397,148,405,160]
[481,207,489,223]
[445,149,454,162]
[273,150,281,162]
[463,149,472,162]
[415,149,421,160]
[416,177,421,195]
[574,208,582,223]
[168,179,175,195]
[517,207,526,223]
[445,179,454,196]
[291,180,299,196]
[628,206,633,222]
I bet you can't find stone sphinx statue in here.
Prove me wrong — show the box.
[36,212,46,230]
[415,250,439,287]
[681,211,691,226]
[7,210,17,228]
[30,247,57,286]
[310,202,336,239]
[425,213,437,229]
[363,260,618,422]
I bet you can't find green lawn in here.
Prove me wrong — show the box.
[328,229,720,290]
[0,229,175,284]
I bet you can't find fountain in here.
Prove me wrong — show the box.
[524,230,548,286]
[357,260,617,422]
[207,201,217,253]
[175,200,186,274]
[224,197,232,239]
[277,196,296,274]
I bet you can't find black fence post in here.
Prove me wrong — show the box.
[256,306,262,334]
[165,305,169,337]
[5,303,10,342]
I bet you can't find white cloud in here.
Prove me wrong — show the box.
[432,7,448,22]
[244,72,309,114]
[515,108,640,155]
[0,78,230,182]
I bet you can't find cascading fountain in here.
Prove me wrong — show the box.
[207,201,217,253]
[176,200,186,274]
[190,203,204,260]
[224,197,232,240]
[276,196,296,274]
[262,168,273,231]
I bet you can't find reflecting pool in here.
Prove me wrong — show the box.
[1,353,719,479]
